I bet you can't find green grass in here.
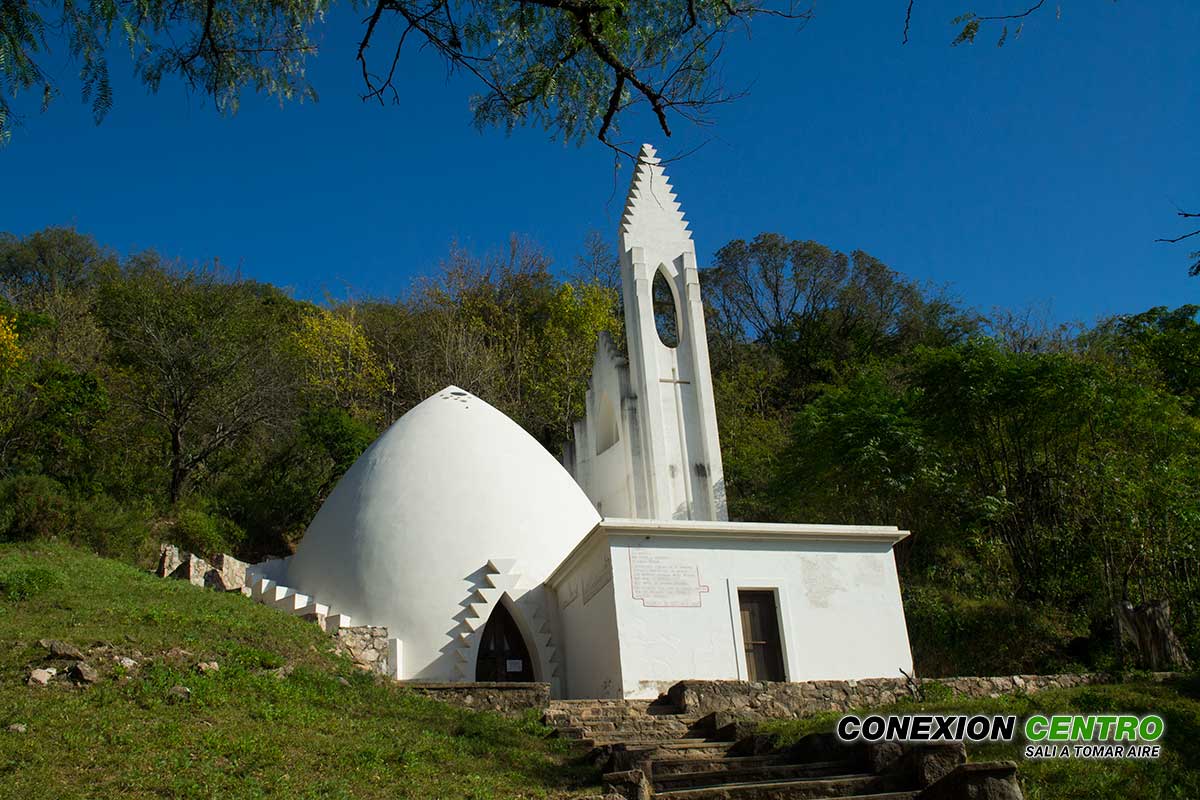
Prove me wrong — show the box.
[759,678,1200,800]
[0,543,599,800]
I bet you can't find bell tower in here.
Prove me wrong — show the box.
[563,144,727,521]
[616,144,727,521]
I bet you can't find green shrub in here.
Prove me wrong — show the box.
[170,507,245,559]
[0,475,72,542]
[0,565,61,600]
[920,680,954,702]
[904,583,1087,676]
[70,494,155,564]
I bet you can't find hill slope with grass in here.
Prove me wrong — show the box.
[0,543,599,800]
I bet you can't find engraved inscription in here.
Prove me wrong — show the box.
[629,549,709,607]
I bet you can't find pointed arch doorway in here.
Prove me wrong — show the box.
[475,602,535,682]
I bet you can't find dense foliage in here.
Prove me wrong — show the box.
[2,225,1197,675]
[0,227,620,561]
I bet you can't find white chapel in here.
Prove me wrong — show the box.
[273,144,914,699]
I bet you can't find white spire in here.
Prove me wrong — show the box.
[619,144,691,248]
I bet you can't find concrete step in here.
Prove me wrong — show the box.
[653,773,906,799]
[554,726,589,740]
[556,726,696,744]
[599,739,737,755]
[546,715,696,727]
[550,699,656,708]
[651,754,804,776]
[591,732,724,747]
[653,761,864,792]
[271,590,310,612]
[546,710,686,724]
[585,720,697,734]
[548,699,680,716]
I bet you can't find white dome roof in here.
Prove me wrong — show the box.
[286,386,600,681]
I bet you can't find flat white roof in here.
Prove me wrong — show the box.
[547,517,910,586]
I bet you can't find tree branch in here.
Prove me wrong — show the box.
[1155,210,1200,244]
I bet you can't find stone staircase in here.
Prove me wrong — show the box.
[545,699,1022,800]
[544,699,709,748]
[156,544,400,677]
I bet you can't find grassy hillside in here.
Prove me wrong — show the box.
[0,543,599,800]
[759,679,1200,800]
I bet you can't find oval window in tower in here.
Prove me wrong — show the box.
[652,268,680,348]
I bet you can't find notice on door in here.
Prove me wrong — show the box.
[629,549,709,607]
[506,659,523,672]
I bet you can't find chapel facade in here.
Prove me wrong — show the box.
[267,145,915,699]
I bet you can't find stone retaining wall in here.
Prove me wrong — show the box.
[667,672,1178,718]
[335,626,391,675]
[401,681,551,715]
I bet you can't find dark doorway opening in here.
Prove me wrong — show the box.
[475,602,535,682]
[738,589,786,682]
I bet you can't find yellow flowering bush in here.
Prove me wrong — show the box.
[0,314,22,374]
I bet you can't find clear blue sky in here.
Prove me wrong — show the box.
[2,1,1196,323]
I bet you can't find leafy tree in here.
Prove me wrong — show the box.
[0,228,112,372]
[96,259,296,503]
[0,0,321,143]
[574,229,621,293]
[906,340,1105,601]
[773,331,1200,669]
[0,0,810,147]
[216,406,376,557]
[711,353,789,522]
[354,300,423,426]
[775,366,943,532]
[0,298,110,487]
[1095,305,1200,415]
[706,234,975,403]
[404,237,620,451]
[290,305,387,422]
[0,227,115,300]
[0,362,109,484]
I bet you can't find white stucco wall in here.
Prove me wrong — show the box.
[564,332,645,520]
[548,534,623,699]
[594,520,914,699]
[286,387,601,684]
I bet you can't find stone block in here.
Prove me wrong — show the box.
[27,669,52,686]
[601,769,650,800]
[205,553,249,592]
[916,761,1023,800]
[156,544,183,578]
[39,639,84,660]
[866,740,905,774]
[169,553,212,587]
[69,662,99,684]
[910,743,967,787]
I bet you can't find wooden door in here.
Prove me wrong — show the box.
[738,590,786,682]
[475,603,535,682]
